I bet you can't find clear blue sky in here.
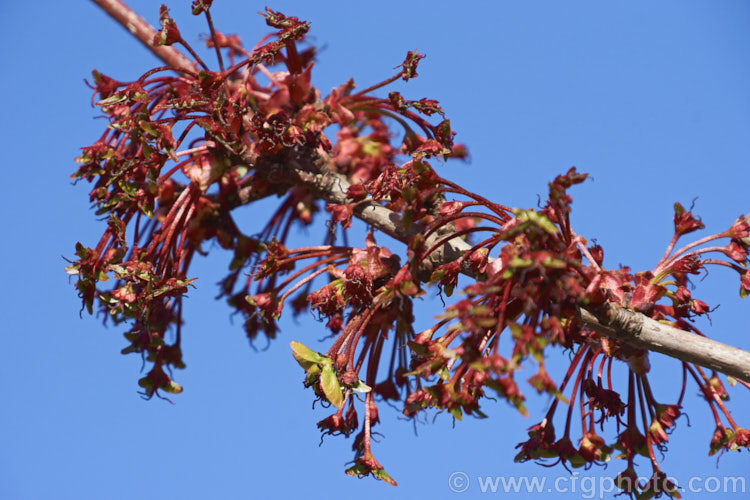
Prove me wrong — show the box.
[2,1,749,498]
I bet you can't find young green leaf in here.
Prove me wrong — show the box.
[372,468,398,486]
[290,340,324,370]
[350,380,372,393]
[163,380,183,394]
[320,364,344,408]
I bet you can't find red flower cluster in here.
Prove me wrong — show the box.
[69,3,750,492]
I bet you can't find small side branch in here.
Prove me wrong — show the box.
[91,0,195,73]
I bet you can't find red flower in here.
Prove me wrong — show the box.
[642,471,680,498]
[247,293,282,319]
[725,215,750,240]
[649,419,669,445]
[346,183,368,202]
[345,452,397,486]
[413,98,443,116]
[615,427,648,457]
[690,298,710,315]
[515,419,556,462]
[670,255,703,275]
[154,5,182,46]
[326,314,343,334]
[317,404,358,437]
[655,403,681,429]
[552,436,585,467]
[578,432,611,462]
[527,366,558,395]
[400,50,424,81]
[439,200,466,216]
[583,379,625,418]
[588,244,604,265]
[741,269,750,298]
[191,0,213,15]
[723,240,748,263]
[729,428,750,450]
[615,466,640,495]
[307,285,345,317]
[403,388,435,417]
[373,379,400,401]
[112,285,137,304]
[343,264,373,307]
[430,260,460,296]
[326,203,354,229]
[630,272,666,314]
[413,139,449,158]
[673,201,704,236]
[709,426,730,456]
[87,70,121,102]
[468,247,489,274]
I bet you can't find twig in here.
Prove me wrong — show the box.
[91,0,195,73]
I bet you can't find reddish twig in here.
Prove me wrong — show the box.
[91,0,196,73]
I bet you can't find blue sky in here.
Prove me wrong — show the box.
[2,1,750,498]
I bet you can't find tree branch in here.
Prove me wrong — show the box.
[91,0,195,73]
[579,305,750,383]
[289,165,467,276]
[91,0,750,384]
[291,165,750,383]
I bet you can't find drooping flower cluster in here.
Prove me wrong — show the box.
[69,3,750,494]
